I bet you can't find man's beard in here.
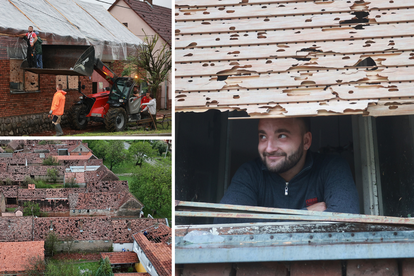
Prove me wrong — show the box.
[261,143,304,174]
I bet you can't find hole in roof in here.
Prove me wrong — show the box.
[217,75,229,81]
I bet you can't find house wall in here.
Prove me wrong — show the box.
[133,240,159,276]
[0,36,93,136]
[69,208,116,216]
[55,239,113,252]
[109,0,171,110]
[113,242,133,252]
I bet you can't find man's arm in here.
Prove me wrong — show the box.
[318,155,360,214]
[214,162,261,223]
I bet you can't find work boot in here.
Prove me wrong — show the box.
[55,124,64,136]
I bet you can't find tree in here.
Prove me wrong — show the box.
[124,32,171,98]
[47,168,58,183]
[152,140,168,156]
[42,156,59,166]
[44,231,59,257]
[130,162,171,221]
[95,257,113,276]
[23,201,41,217]
[86,140,108,162]
[105,140,127,170]
[128,141,157,166]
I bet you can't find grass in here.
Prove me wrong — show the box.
[76,261,100,274]
[71,123,171,136]
[118,176,134,183]
[6,207,16,212]
[108,160,137,174]
[34,181,64,189]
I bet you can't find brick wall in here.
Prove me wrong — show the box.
[177,260,414,276]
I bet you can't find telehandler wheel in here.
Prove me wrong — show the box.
[69,104,88,130]
[105,107,127,132]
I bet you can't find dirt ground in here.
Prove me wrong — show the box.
[30,110,171,136]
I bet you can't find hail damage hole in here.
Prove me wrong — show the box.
[264,18,270,21]
[348,90,354,94]
[178,99,185,102]
[229,26,236,30]
[202,22,211,25]
[203,11,210,14]
[355,57,376,67]
[226,10,235,13]
[340,11,369,24]
[299,48,322,52]
[389,105,398,109]
[306,18,312,22]
[342,56,350,59]
[176,94,187,98]
[175,29,181,34]
[217,75,229,81]
[229,62,240,65]
[219,7,225,10]
[228,51,240,54]
[233,95,240,99]
[202,63,209,67]
[216,38,220,41]
[353,24,367,30]
[184,53,193,57]
[295,57,311,61]
[266,60,272,64]
[187,42,197,47]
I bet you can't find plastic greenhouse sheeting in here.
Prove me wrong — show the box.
[0,0,143,61]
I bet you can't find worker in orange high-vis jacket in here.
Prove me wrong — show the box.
[49,84,67,136]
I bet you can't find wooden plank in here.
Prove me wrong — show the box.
[176,22,414,48]
[176,1,413,21]
[176,82,414,108]
[177,0,414,9]
[176,37,412,62]
[176,67,414,91]
[176,9,414,35]
[176,52,414,77]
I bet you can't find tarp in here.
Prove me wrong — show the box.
[0,0,143,61]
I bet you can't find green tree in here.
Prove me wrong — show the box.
[86,140,108,162]
[47,168,58,183]
[42,156,59,166]
[44,231,60,257]
[95,257,113,276]
[128,141,157,166]
[130,162,171,221]
[105,140,127,170]
[152,140,169,156]
[23,201,41,217]
[124,32,171,98]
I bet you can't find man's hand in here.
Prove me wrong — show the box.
[307,202,326,212]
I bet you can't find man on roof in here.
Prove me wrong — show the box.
[20,26,37,68]
[215,117,359,223]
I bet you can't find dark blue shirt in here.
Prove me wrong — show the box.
[215,151,360,223]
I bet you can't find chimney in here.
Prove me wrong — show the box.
[84,162,87,171]
[145,0,153,6]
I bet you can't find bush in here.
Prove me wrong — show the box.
[24,255,46,276]
[44,231,60,257]
[5,177,12,185]
[94,257,113,276]
[34,180,53,189]
[43,156,59,166]
[65,177,77,188]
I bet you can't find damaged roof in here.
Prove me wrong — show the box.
[1,0,143,60]
[175,0,414,117]
[0,241,44,273]
[110,0,172,46]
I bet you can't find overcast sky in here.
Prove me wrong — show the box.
[80,0,172,9]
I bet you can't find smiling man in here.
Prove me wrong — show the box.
[216,118,359,223]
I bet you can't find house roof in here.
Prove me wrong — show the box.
[54,152,94,161]
[0,0,142,61]
[100,252,138,264]
[175,1,414,118]
[109,0,171,45]
[0,241,44,273]
[133,224,172,276]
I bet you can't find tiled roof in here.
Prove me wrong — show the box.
[100,252,138,264]
[54,152,93,160]
[110,0,171,45]
[0,241,44,272]
[133,224,172,276]
[65,172,86,184]
[8,140,23,150]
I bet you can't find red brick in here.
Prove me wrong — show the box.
[182,263,233,276]
[347,259,398,276]
[236,262,288,276]
[401,259,414,276]
[291,260,342,276]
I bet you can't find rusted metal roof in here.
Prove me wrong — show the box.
[175,0,414,117]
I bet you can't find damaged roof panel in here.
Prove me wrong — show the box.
[175,0,414,117]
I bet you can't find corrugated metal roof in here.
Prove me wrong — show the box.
[175,0,414,117]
